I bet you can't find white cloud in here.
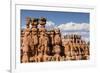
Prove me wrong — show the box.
[45,21,56,30]
[22,22,89,32]
[82,37,89,42]
[46,21,55,26]
[57,22,89,32]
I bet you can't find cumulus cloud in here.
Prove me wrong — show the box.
[45,21,56,30]
[57,22,89,32]
[82,37,89,42]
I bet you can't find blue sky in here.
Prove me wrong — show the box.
[20,9,90,41]
[21,9,89,26]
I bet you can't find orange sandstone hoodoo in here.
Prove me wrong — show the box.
[21,17,90,63]
[30,18,39,56]
[22,17,31,63]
